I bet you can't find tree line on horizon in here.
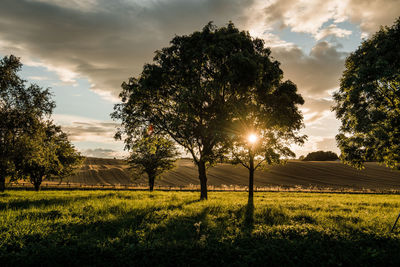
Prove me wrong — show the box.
[1,18,399,200]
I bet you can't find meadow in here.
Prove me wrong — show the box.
[1,190,400,266]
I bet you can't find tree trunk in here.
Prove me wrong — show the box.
[33,176,42,192]
[149,174,155,192]
[198,160,208,200]
[0,177,5,192]
[248,167,254,202]
[248,149,254,202]
[34,181,41,192]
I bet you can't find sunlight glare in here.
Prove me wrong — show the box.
[248,133,257,144]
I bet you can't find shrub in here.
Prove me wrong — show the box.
[303,151,339,161]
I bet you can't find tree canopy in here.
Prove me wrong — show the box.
[0,55,55,191]
[0,55,82,191]
[333,17,400,169]
[127,131,178,191]
[16,122,83,191]
[113,22,305,199]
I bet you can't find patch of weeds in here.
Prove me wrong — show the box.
[83,205,95,213]
[109,205,126,215]
[17,210,62,220]
[256,207,290,225]
[380,202,398,208]
[328,215,361,224]
[292,214,317,224]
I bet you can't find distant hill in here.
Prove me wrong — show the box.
[57,157,400,190]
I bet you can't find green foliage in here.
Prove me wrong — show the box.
[0,55,55,191]
[113,22,305,199]
[1,190,400,265]
[303,151,339,161]
[15,122,83,191]
[333,17,400,169]
[0,55,82,191]
[127,132,179,191]
[228,79,306,168]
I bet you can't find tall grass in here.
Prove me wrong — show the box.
[1,190,400,266]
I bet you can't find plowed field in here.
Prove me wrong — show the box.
[60,157,400,190]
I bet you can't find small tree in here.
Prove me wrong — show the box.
[16,122,83,191]
[333,17,400,169]
[228,80,306,202]
[127,131,178,191]
[0,55,55,192]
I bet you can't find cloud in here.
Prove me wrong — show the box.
[345,0,400,37]
[265,0,347,35]
[271,41,347,97]
[315,24,352,40]
[81,148,123,158]
[2,0,397,101]
[31,0,99,12]
[27,76,49,81]
[316,137,338,152]
[300,97,334,124]
[0,0,255,100]
[291,135,340,157]
[264,0,400,38]
[52,114,119,143]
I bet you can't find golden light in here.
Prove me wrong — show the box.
[248,133,257,144]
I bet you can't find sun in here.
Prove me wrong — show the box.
[248,133,257,144]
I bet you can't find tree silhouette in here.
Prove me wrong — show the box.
[302,151,338,161]
[333,17,400,169]
[127,131,178,191]
[113,22,303,199]
[228,79,305,202]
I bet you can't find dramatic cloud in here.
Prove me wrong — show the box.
[271,42,347,97]
[1,0,397,101]
[265,0,347,35]
[264,0,400,38]
[52,114,119,143]
[82,148,123,159]
[0,0,254,100]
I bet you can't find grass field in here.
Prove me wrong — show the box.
[1,190,400,266]
[49,157,400,191]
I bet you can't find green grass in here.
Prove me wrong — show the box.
[1,190,400,266]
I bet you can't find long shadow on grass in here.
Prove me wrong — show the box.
[241,198,254,235]
[0,194,114,211]
[3,199,400,266]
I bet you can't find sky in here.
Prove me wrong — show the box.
[0,0,399,158]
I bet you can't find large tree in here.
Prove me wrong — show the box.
[0,55,55,192]
[127,130,178,192]
[113,22,302,199]
[333,17,400,169]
